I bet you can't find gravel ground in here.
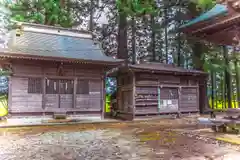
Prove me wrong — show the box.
[0,129,152,160]
[0,118,240,160]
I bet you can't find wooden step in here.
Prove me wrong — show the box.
[53,111,67,119]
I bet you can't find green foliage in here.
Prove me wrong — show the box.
[191,0,216,11]
[8,0,74,27]
[116,0,159,17]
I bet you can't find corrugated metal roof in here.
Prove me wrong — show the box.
[180,4,227,28]
[0,23,121,63]
[129,63,207,75]
[107,62,207,76]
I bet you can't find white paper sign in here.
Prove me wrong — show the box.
[167,100,172,105]
[163,100,167,106]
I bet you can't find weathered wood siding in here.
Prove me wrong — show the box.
[9,60,104,116]
[135,86,158,114]
[134,74,180,115]
[76,80,101,111]
[158,87,179,113]
[10,77,43,113]
[179,87,199,112]
[133,73,199,116]
[135,86,179,115]
[116,73,134,120]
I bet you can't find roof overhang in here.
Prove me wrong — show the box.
[217,0,240,11]
[107,64,208,77]
[180,4,240,46]
[180,4,228,30]
[0,51,124,66]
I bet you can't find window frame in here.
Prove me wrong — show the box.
[28,77,42,94]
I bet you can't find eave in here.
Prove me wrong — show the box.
[180,3,240,46]
[0,51,123,66]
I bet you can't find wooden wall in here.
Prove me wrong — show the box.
[116,72,134,120]
[179,87,199,112]
[10,77,43,113]
[8,60,105,117]
[133,73,199,116]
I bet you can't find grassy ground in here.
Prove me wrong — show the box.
[0,95,8,117]
[209,99,239,111]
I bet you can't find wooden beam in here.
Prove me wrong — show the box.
[73,68,77,109]
[196,25,240,46]
[101,75,106,119]
[132,72,136,120]
[192,13,240,35]
[8,77,12,113]
[13,73,101,80]
[42,67,46,110]
[136,84,199,88]
[73,77,77,109]
[178,86,182,114]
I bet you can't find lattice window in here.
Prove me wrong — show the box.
[46,79,59,94]
[59,80,73,94]
[28,78,42,93]
[77,79,89,94]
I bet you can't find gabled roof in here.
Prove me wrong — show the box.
[180,4,228,29]
[0,23,122,64]
[107,62,207,76]
[128,63,207,75]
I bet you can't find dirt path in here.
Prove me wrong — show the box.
[0,118,239,160]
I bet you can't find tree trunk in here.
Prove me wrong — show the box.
[150,14,156,62]
[89,0,94,32]
[220,72,226,109]
[192,41,207,113]
[187,2,208,113]
[224,75,227,108]
[117,3,128,60]
[177,6,181,67]
[234,50,240,107]
[210,64,216,109]
[223,46,232,108]
[131,16,136,64]
[164,7,168,64]
[60,0,65,8]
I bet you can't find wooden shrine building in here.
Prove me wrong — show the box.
[180,3,240,46]
[180,3,240,109]
[0,23,122,118]
[107,62,208,120]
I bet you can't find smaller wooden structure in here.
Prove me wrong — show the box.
[107,62,208,120]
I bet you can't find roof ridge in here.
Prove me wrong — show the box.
[21,22,92,34]
[16,23,93,39]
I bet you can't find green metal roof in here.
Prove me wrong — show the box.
[0,23,121,63]
[180,4,228,29]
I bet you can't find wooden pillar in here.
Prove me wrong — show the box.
[178,86,182,113]
[8,76,12,113]
[42,67,46,110]
[73,77,77,109]
[42,77,46,110]
[197,85,200,112]
[101,75,106,119]
[199,76,208,113]
[132,73,136,120]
